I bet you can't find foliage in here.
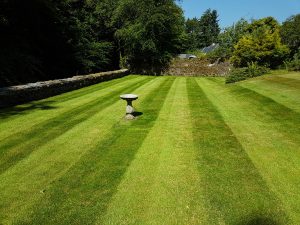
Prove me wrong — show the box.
[0,0,118,86]
[198,9,220,48]
[281,14,300,55]
[231,17,289,68]
[113,0,186,74]
[284,51,300,71]
[226,62,269,83]
[0,0,186,85]
[185,18,201,50]
[185,9,220,50]
[211,18,249,60]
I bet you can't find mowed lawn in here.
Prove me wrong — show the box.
[0,72,300,225]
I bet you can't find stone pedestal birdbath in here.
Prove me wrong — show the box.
[120,94,138,120]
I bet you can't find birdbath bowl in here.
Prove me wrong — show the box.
[120,94,138,120]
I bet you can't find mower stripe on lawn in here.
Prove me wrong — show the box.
[0,76,161,224]
[18,77,175,225]
[207,78,300,144]
[187,78,288,225]
[197,77,300,225]
[262,76,300,89]
[239,79,300,113]
[0,76,141,138]
[0,77,152,174]
[102,77,209,225]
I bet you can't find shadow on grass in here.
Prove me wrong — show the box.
[132,111,143,117]
[236,215,283,225]
[0,101,57,120]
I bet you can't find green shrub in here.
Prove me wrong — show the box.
[225,68,249,83]
[284,51,300,71]
[226,62,269,84]
[230,17,290,69]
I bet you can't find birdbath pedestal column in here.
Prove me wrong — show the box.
[120,94,138,120]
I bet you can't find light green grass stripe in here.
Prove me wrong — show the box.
[102,77,208,225]
[187,78,288,225]
[0,76,162,224]
[210,78,300,145]
[0,77,152,174]
[0,75,141,139]
[197,78,300,225]
[238,77,300,113]
[13,77,175,225]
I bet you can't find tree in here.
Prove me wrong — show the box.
[55,0,116,73]
[214,18,249,59]
[281,14,300,55]
[0,0,78,86]
[198,9,220,48]
[113,0,186,74]
[231,17,289,68]
[185,18,200,50]
[0,0,190,85]
[0,0,119,86]
[184,9,220,50]
[208,18,248,60]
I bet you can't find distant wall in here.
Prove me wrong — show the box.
[0,69,129,108]
[163,59,231,77]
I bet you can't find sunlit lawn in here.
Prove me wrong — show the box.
[0,71,300,225]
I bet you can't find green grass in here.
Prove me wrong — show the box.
[0,72,299,225]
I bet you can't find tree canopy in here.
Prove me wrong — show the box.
[113,0,186,74]
[185,9,220,50]
[231,17,289,68]
[1,2,299,86]
[0,0,185,86]
[281,14,300,55]
[211,18,249,60]
[198,9,220,48]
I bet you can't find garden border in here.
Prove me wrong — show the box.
[0,69,129,108]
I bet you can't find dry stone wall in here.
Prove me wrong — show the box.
[0,69,129,108]
[163,59,231,76]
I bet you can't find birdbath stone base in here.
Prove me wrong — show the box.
[120,94,138,120]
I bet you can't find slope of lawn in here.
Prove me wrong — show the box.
[0,72,299,225]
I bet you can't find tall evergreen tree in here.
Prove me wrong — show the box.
[198,9,220,48]
[185,18,200,50]
[184,9,220,50]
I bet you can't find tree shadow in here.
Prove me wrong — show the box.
[236,215,283,225]
[0,101,57,119]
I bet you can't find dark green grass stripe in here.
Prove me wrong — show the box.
[16,77,175,225]
[0,76,136,121]
[263,76,300,89]
[0,77,152,174]
[210,78,300,144]
[187,78,289,225]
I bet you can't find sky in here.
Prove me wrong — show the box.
[178,0,300,28]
